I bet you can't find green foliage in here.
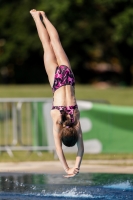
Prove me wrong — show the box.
[112,7,133,46]
[0,1,34,63]
[0,0,133,84]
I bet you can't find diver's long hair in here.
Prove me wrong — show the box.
[60,110,78,147]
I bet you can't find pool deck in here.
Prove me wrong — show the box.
[0,160,133,174]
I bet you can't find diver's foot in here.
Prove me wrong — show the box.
[30,9,40,20]
[40,11,47,21]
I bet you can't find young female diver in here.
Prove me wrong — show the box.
[30,9,84,178]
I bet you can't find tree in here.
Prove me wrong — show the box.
[0,0,133,85]
[95,0,133,85]
[0,0,45,83]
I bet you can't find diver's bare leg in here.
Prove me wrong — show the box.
[40,11,71,68]
[30,9,57,86]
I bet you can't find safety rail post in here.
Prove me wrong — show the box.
[4,102,8,146]
[12,102,17,145]
[16,102,22,145]
[0,98,55,156]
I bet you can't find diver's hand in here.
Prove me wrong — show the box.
[63,173,77,178]
[66,167,79,175]
[64,167,79,178]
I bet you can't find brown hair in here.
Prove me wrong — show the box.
[60,111,78,147]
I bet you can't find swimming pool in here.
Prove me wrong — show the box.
[0,173,133,200]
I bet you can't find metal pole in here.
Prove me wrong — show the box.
[26,102,31,145]
[4,102,8,146]
[12,102,18,145]
[17,102,22,145]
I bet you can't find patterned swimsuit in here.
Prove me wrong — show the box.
[52,65,78,123]
[52,65,75,93]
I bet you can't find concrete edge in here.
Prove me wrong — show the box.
[0,161,133,174]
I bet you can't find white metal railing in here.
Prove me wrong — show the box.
[0,98,55,156]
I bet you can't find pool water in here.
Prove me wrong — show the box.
[0,173,133,200]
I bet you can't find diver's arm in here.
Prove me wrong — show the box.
[53,127,69,172]
[64,122,84,178]
[51,110,69,172]
[74,122,84,169]
[53,127,81,177]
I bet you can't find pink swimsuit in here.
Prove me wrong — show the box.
[52,105,78,123]
[52,65,78,123]
[52,65,75,93]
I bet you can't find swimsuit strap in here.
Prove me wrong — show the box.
[52,106,66,112]
[52,104,78,124]
[66,105,78,123]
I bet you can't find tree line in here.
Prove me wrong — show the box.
[0,0,133,85]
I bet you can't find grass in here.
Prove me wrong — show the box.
[0,84,133,106]
[0,151,55,162]
[0,84,133,162]
[0,151,133,162]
